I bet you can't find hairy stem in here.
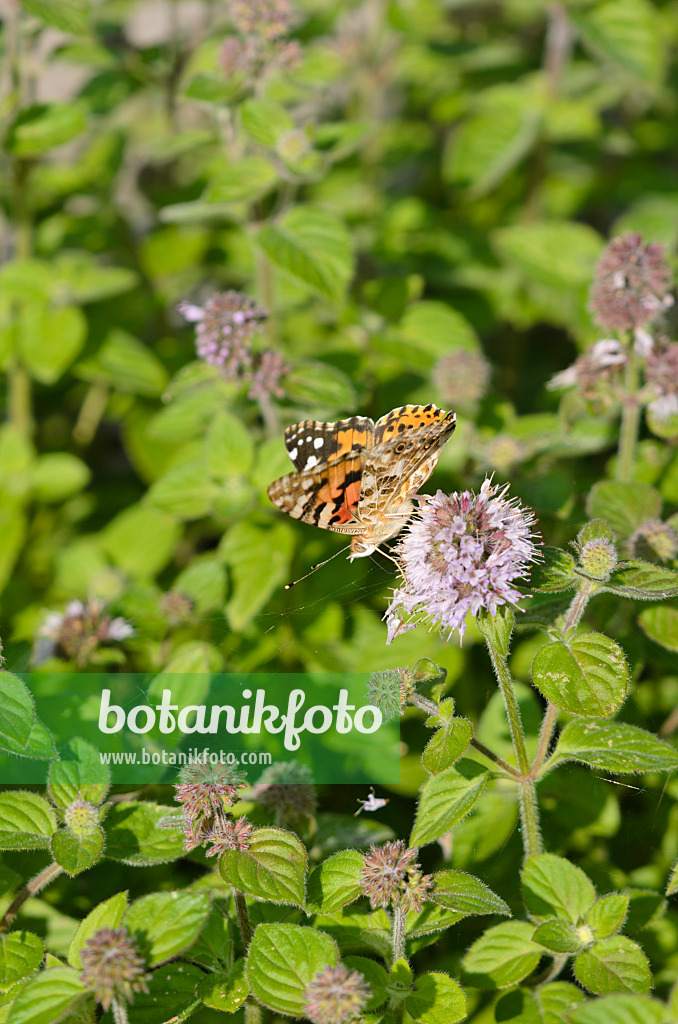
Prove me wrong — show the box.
[561,579,596,637]
[234,888,253,951]
[245,1001,262,1024]
[531,703,558,778]
[0,861,64,932]
[518,780,542,860]
[617,345,641,483]
[391,904,407,964]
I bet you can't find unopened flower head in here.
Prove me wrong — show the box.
[629,519,678,564]
[548,339,627,400]
[434,349,491,409]
[304,963,370,1024]
[79,927,149,1010]
[645,342,678,422]
[175,758,248,845]
[204,815,254,857]
[160,590,193,625]
[34,599,134,667]
[250,760,317,825]
[229,0,296,41]
[178,292,267,379]
[385,480,539,643]
[360,839,418,909]
[590,232,673,331]
[366,669,414,721]
[578,538,618,581]
[64,798,100,834]
[399,867,434,914]
[248,349,289,400]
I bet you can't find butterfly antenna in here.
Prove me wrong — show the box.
[285,544,351,589]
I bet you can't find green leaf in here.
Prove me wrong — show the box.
[205,157,278,203]
[18,305,87,385]
[430,870,510,918]
[125,891,210,967]
[67,892,128,970]
[22,0,90,34]
[494,983,586,1024]
[219,827,307,906]
[494,221,603,289]
[48,738,110,809]
[410,760,488,847]
[306,850,365,914]
[8,104,86,157]
[240,99,294,147]
[30,454,90,503]
[51,251,138,304]
[587,894,630,940]
[284,361,357,412]
[531,632,629,718]
[129,962,206,1022]
[476,605,515,657]
[399,300,479,357]
[554,719,678,773]
[447,84,540,195]
[148,459,217,520]
[221,522,294,631]
[8,967,88,1024]
[529,548,579,593]
[206,412,255,478]
[104,802,186,865]
[574,936,652,995]
[586,482,662,540]
[199,958,249,1012]
[573,0,666,88]
[532,918,583,953]
[578,519,616,547]
[0,791,58,851]
[0,673,35,752]
[75,329,168,397]
[0,932,44,994]
[422,718,472,774]
[537,982,587,1023]
[173,558,226,614]
[462,920,542,988]
[100,504,180,579]
[638,605,678,653]
[405,972,467,1024]
[0,507,27,597]
[245,923,338,1016]
[257,205,353,302]
[667,861,678,897]
[605,561,678,600]
[344,956,388,1010]
[50,826,104,877]
[568,994,672,1024]
[522,854,596,924]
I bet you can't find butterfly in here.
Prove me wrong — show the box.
[267,403,456,560]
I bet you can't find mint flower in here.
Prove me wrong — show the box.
[178,291,267,377]
[34,599,134,667]
[547,338,627,399]
[590,232,673,332]
[360,840,417,909]
[645,341,678,422]
[248,349,289,400]
[79,927,149,1011]
[175,758,248,850]
[204,816,254,857]
[385,480,539,643]
[304,963,370,1024]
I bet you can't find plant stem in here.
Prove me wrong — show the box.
[391,904,407,964]
[233,888,253,950]
[531,702,558,778]
[561,579,596,637]
[73,382,109,445]
[245,1001,262,1024]
[0,861,64,932]
[8,360,32,435]
[111,999,129,1024]
[470,737,524,781]
[485,639,542,859]
[617,344,641,483]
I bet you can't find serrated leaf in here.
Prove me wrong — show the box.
[399,301,479,357]
[125,891,210,967]
[240,99,294,147]
[522,854,596,924]
[306,850,364,914]
[220,522,294,631]
[638,605,678,653]
[257,205,353,302]
[51,826,104,877]
[219,827,306,906]
[574,936,652,995]
[494,221,603,289]
[477,605,515,657]
[188,901,232,971]
[206,411,255,478]
[100,504,179,580]
[104,802,186,865]
[0,932,44,994]
[605,561,678,599]
[462,921,542,988]
[127,962,206,1022]
[537,981,587,1024]
[532,632,629,717]
[341,956,387,1010]
[198,958,248,1012]
[0,672,35,751]
[405,972,467,1024]
[430,870,510,917]
[0,791,57,851]
[205,157,278,203]
[75,328,168,397]
[410,760,488,847]
[529,548,578,593]
[573,0,666,88]
[148,458,217,520]
[568,994,672,1024]
[18,305,87,385]
[587,894,630,940]
[533,918,583,953]
[284,361,357,412]
[67,892,128,970]
[422,718,472,774]
[245,923,338,1016]
[48,738,110,809]
[554,719,678,773]
[8,967,88,1024]
[586,482,662,540]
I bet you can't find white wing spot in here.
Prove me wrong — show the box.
[288,447,298,461]
[306,436,313,443]
[305,455,318,469]
[314,437,324,449]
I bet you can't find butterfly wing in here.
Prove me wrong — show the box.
[267,451,365,534]
[284,416,374,471]
[374,403,451,444]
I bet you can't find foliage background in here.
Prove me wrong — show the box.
[2,0,678,1020]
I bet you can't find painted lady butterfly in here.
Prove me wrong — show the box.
[267,403,456,560]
